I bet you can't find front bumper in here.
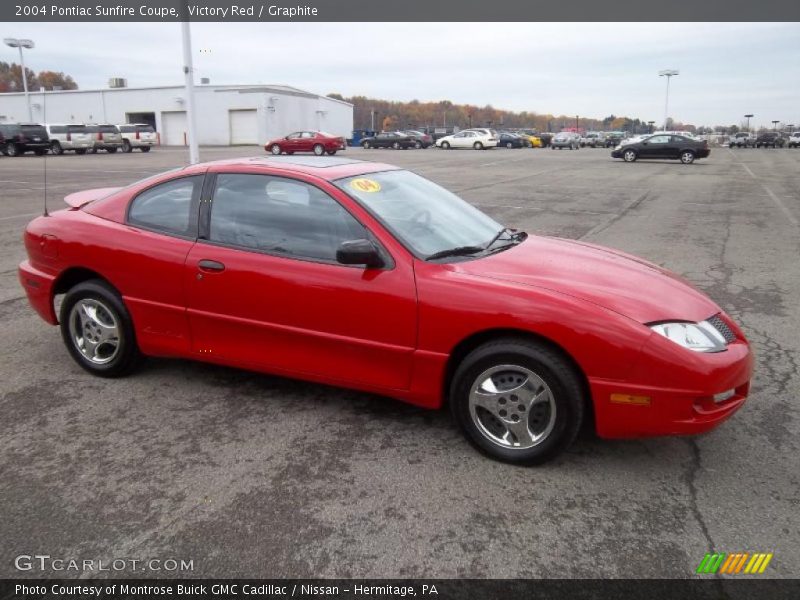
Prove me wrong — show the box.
[592,333,754,438]
[18,260,57,325]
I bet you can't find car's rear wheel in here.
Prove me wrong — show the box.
[506,142,513,148]
[623,148,637,162]
[473,142,484,150]
[51,141,64,155]
[415,140,423,149]
[121,140,133,153]
[60,280,142,378]
[441,141,450,149]
[313,144,324,156]
[270,144,282,155]
[450,338,584,465]
[392,142,401,150]
[362,141,371,149]
[680,150,695,164]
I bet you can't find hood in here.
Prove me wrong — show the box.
[455,236,719,323]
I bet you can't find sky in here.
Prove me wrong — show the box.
[3,22,799,128]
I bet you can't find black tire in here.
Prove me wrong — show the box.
[59,279,143,378]
[121,140,133,153]
[270,144,282,155]
[392,141,401,150]
[140,146,151,153]
[107,147,118,154]
[506,142,513,148]
[6,143,20,156]
[51,141,64,155]
[441,141,450,149]
[680,150,695,164]
[313,144,324,156]
[326,150,337,155]
[622,148,637,162]
[450,338,585,465]
[415,140,423,149]
[75,149,87,155]
[362,141,371,149]
[88,147,97,154]
[473,142,484,150]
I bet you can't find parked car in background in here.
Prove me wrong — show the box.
[754,132,785,148]
[360,132,416,150]
[118,123,158,152]
[534,132,552,147]
[788,132,800,148]
[0,123,50,156]
[581,132,606,148]
[515,130,543,148]
[44,124,93,155]
[729,132,756,148]
[436,129,499,150]
[611,134,710,164]
[551,132,581,150]
[498,132,525,148]
[603,132,626,148]
[86,124,123,153]
[266,131,346,155]
[402,130,433,149]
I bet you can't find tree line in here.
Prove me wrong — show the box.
[0,62,78,93]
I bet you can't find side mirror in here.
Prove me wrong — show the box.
[336,239,384,268]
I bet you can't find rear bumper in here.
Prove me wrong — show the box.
[18,260,57,325]
[592,340,754,438]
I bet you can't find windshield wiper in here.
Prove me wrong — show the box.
[485,227,525,250]
[425,245,485,261]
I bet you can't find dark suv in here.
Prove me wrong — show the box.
[754,132,785,148]
[0,123,50,156]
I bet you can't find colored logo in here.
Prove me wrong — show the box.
[349,178,382,193]
[696,552,773,575]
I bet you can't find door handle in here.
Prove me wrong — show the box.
[198,259,225,272]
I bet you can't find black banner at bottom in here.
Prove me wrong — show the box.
[2,579,799,600]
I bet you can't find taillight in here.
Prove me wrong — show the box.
[66,132,72,141]
[97,131,103,141]
[135,130,140,139]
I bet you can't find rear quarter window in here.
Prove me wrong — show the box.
[127,176,202,237]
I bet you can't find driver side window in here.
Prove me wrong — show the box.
[208,174,367,263]
[648,135,670,144]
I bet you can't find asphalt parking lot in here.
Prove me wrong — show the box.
[1,145,798,578]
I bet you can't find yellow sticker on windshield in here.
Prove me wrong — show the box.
[350,178,382,193]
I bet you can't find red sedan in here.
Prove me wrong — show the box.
[265,131,345,156]
[18,157,753,464]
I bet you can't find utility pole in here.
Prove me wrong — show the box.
[180,22,199,164]
[4,38,35,122]
[659,69,679,130]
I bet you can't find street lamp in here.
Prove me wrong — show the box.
[772,120,779,131]
[744,114,754,132]
[575,115,579,132]
[658,69,679,130]
[648,120,655,134]
[4,38,35,122]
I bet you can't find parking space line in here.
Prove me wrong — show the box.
[728,149,798,227]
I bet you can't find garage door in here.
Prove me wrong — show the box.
[161,111,187,146]
[229,109,258,145]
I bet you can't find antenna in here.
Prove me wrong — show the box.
[42,87,48,216]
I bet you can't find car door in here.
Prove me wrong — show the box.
[283,132,302,152]
[453,132,471,148]
[185,171,418,390]
[639,134,669,158]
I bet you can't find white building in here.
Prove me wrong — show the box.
[0,84,353,146]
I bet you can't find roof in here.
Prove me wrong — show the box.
[187,155,400,181]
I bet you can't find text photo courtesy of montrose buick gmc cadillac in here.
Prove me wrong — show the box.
[18,156,753,465]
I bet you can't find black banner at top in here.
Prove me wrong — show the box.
[3,0,800,22]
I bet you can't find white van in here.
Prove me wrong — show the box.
[44,124,94,154]
[117,123,157,152]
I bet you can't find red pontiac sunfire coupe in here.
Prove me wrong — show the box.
[19,156,753,464]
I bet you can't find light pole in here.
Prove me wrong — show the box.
[370,109,375,131]
[744,114,753,132]
[180,23,199,164]
[4,38,35,122]
[772,120,779,131]
[575,115,579,132]
[658,69,679,130]
[648,120,655,134]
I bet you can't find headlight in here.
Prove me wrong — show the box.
[649,321,727,352]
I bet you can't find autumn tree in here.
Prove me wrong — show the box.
[0,62,78,92]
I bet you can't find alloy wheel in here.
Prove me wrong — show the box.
[67,298,121,365]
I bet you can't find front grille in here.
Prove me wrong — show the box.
[707,314,736,343]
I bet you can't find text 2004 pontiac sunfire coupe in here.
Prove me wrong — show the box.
[19,156,753,464]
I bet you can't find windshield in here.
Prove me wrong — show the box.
[335,169,504,259]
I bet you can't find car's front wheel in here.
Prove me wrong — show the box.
[60,280,142,377]
[313,144,324,155]
[415,140,423,149]
[122,140,133,153]
[680,150,695,164]
[441,141,450,149]
[473,142,484,150]
[140,146,151,153]
[51,141,64,155]
[362,141,371,149]
[623,148,637,162]
[270,144,282,155]
[392,142,401,150]
[326,149,337,155]
[450,338,584,465]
